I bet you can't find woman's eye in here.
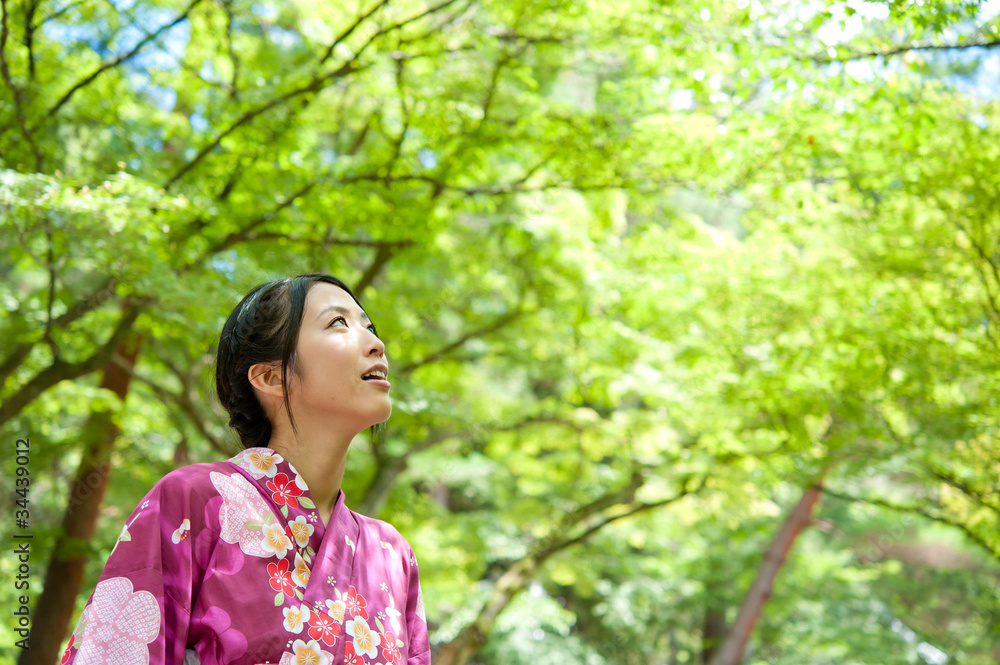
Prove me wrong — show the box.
[368,325,378,336]
[328,316,347,328]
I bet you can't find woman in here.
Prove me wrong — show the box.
[62,273,430,665]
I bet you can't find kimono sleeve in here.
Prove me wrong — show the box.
[61,467,216,665]
[403,545,431,665]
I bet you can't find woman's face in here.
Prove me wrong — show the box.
[285,282,391,432]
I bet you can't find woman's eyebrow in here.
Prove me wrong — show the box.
[315,304,371,323]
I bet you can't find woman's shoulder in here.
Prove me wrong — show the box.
[352,510,416,554]
[146,458,241,499]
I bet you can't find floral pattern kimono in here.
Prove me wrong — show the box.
[62,448,430,665]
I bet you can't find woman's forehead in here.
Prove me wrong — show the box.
[305,283,369,321]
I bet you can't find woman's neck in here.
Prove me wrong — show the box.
[267,421,354,527]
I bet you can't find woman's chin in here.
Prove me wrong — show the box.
[367,402,391,429]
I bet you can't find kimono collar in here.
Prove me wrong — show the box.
[226,447,359,546]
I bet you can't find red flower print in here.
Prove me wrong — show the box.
[344,642,366,665]
[267,558,296,597]
[345,585,369,620]
[60,635,75,664]
[266,473,303,508]
[307,610,342,647]
[381,631,402,664]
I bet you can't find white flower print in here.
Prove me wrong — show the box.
[287,515,314,548]
[171,518,191,544]
[260,521,292,559]
[385,594,403,634]
[345,616,381,659]
[234,448,283,479]
[326,576,336,587]
[282,604,311,634]
[211,471,275,558]
[415,580,426,622]
[287,463,309,492]
[292,552,310,589]
[379,582,388,592]
[72,577,160,664]
[290,639,332,665]
[325,598,346,624]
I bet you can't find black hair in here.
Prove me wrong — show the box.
[215,273,383,449]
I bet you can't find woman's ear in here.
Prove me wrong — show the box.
[248,362,284,398]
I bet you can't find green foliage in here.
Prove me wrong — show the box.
[3,0,1000,663]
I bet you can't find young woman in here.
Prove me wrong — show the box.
[62,273,430,665]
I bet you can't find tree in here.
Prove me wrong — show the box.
[3,0,1000,663]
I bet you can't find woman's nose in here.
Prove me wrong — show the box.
[367,333,385,358]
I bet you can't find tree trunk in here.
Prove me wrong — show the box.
[702,602,728,664]
[355,455,407,517]
[435,561,534,665]
[669,627,680,665]
[707,479,826,665]
[19,335,142,665]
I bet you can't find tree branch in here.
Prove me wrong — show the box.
[217,232,415,249]
[354,242,402,296]
[929,467,1000,512]
[22,0,39,79]
[43,0,204,120]
[823,488,999,561]
[538,475,706,560]
[318,0,390,65]
[0,301,148,427]
[876,404,1000,514]
[32,0,88,29]
[435,474,704,665]
[180,180,321,268]
[356,414,586,516]
[163,61,357,189]
[368,0,468,47]
[956,217,1000,329]
[118,354,233,456]
[0,0,42,169]
[0,277,119,384]
[165,0,466,190]
[383,57,411,181]
[399,309,522,375]
[340,171,680,197]
[813,38,1000,63]
[221,0,240,99]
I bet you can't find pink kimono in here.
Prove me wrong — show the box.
[61,448,430,665]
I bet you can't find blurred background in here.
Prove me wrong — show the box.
[2,0,999,663]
